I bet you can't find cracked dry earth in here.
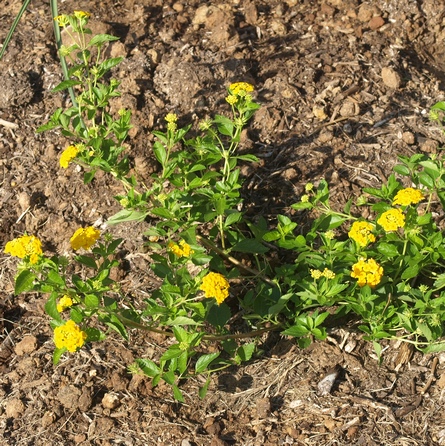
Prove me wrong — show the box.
[2,0,445,445]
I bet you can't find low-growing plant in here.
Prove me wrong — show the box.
[6,11,445,400]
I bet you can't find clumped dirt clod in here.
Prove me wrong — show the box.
[2,0,445,444]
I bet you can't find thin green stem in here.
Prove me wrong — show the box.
[117,313,281,341]
[50,0,78,108]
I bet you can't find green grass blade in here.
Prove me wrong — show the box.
[0,0,32,60]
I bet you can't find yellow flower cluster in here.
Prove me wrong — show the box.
[229,82,254,96]
[60,145,79,168]
[73,10,91,20]
[225,95,238,105]
[70,226,100,250]
[392,188,424,206]
[310,268,336,279]
[54,320,87,352]
[57,295,73,313]
[377,208,405,232]
[351,258,383,288]
[165,113,178,131]
[168,240,194,258]
[4,235,42,264]
[53,15,69,27]
[200,272,230,305]
[348,221,376,247]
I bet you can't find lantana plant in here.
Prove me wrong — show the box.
[5,11,445,400]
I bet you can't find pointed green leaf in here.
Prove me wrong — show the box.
[195,352,220,374]
[15,270,36,294]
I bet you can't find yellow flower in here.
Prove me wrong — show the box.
[165,113,177,131]
[4,235,42,264]
[301,195,309,203]
[324,230,335,240]
[168,240,194,258]
[54,320,87,352]
[351,258,383,288]
[310,269,323,279]
[70,226,100,250]
[73,10,91,20]
[392,188,424,206]
[377,208,405,232]
[165,113,177,123]
[200,272,230,305]
[60,145,79,168]
[229,82,254,96]
[348,221,376,247]
[225,95,238,105]
[57,295,73,313]
[322,268,336,279]
[54,14,69,27]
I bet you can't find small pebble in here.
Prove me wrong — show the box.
[102,392,121,409]
[381,67,402,89]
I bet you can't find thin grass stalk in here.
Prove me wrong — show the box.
[50,0,78,107]
[0,0,32,60]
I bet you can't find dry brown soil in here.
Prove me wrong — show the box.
[2,0,445,445]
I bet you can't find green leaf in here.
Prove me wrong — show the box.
[75,255,97,269]
[153,141,167,165]
[151,207,175,219]
[172,384,184,402]
[417,171,434,189]
[97,57,123,73]
[14,270,36,294]
[198,378,211,399]
[401,264,420,280]
[84,294,100,308]
[421,342,445,354]
[225,211,243,227]
[232,238,269,254]
[195,352,220,373]
[372,341,383,362]
[311,327,327,340]
[262,230,281,242]
[206,303,231,327]
[314,311,330,326]
[377,242,399,258]
[107,209,148,225]
[45,293,63,322]
[88,34,120,47]
[291,202,313,211]
[100,314,128,340]
[160,346,183,362]
[236,154,259,163]
[282,324,309,337]
[172,326,188,343]
[434,273,445,290]
[52,80,82,92]
[393,164,410,176]
[431,101,445,111]
[419,160,441,180]
[268,293,293,315]
[84,327,105,342]
[417,323,433,342]
[83,170,96,184]
[236,342,255,362]
[53,347,66,365]
[168,316,200,326]
[47,270,65,286]
[135,358,161,377]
